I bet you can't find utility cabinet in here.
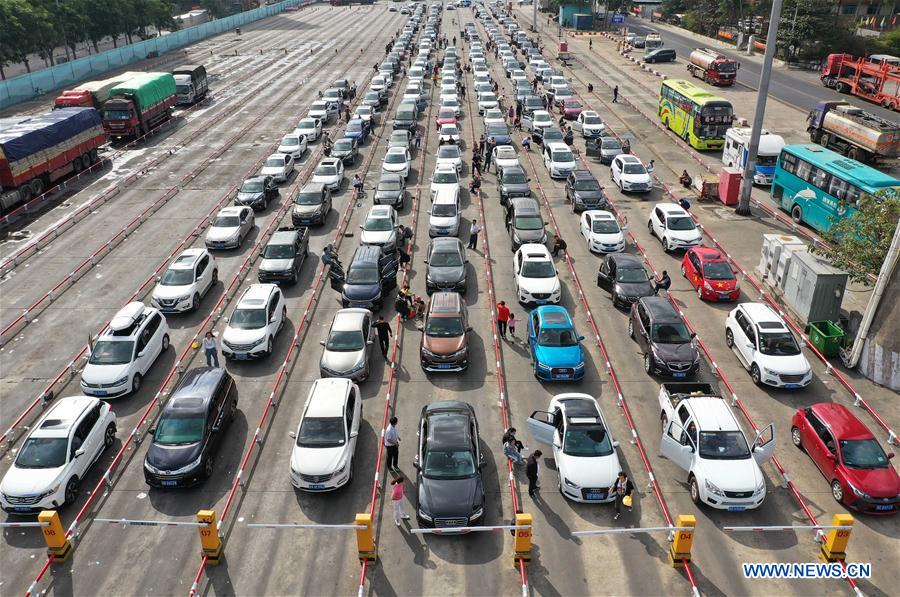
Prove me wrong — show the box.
[757,234,806,289]
[782,249,848,324]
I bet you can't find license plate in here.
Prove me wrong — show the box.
[161,479,178,487]
[308,484,325,490]
[437,231,448,235]
[435,364,453,369]
[215,242,225,248]
[673,372,688,378]
[300,219,311,224]
[160,307,177,313]
[94,390,108,396]
[234,354,249,361]
[535,300,548,305]
[586,492,606,500]
[875,505,895,511]
[718,295,731,301]
[784,383,800,389]
[727,505,746,512]
[14,506,32,512]
[552,374,571,380]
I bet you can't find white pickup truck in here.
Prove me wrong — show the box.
[658,383,775,511]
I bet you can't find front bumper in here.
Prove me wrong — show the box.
[290,467,351,491]
[144,465,204,488]
[258,269,297,284]
[426,280,467,295]
[701,487,766,511]
[699,287,740,301]
[761,370,813,389]
[845,494,900,514]
[589,240,625,254]
[0,490,63,514]
[152,295,194,313]
[649,355,700,378]
[222,341,268,360]
[561,484,616,504]
[518,290,561,306]
[421,350,468,372]
[534,365,585,382]
[81,378,130,398]
[206,237,241,250]
[621,183,652,193]
[293,210,327,225]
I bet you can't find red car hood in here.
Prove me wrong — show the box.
[563,107,582,116]
[708,278,738,291]
[437,116,456,124]
[844,465,900,498]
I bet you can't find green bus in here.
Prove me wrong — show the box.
[658,79,734,150]
[772,144,899,234]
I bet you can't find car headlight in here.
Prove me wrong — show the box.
[113,376,129,386]
[755,480,766,495]
[564,477,578,489]
[705,479,725,497]
[703,280,713,290]
[144,461,163,475]
[249,336,267,348]
[418,509,433,522]
[346,361,366,374]
[536,362,552,371]
[421,348,438,358]
[469,506,483,521]
[574,361,585,371]
[170,455,204,476]
[848,481,870,499]
[176,294,192,303]
[450,348,468,358]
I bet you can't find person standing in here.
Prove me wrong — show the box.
[391,475,410,526]
[609,471,634,520]
[484,140,494,171]
[647,159,655,175]
[589,38,593,50]
[203,332,219,368]
[612,85,619,103]
[496,301,510,339]
[374,315,392,358]
[384,416,401,472]
[468,219,482,249]
[526,450,543,497]
[414,129,422,149]
[507,312,519,337]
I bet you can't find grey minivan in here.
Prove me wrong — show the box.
[505,197,547,251]
[643,48,676,63]
[628,297,699,377]
[393,106,417,131]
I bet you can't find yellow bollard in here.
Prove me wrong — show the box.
[197,510,223,565]
[820,513,853,562]
[513,512,532,565]
[39,510,72,563]
[356,512,376,563]
[669,514,696,567]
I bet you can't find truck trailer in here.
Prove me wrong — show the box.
[687,48,739,86]
[172,65,209,105]
[820,53,900,111]
[53,72,146,110]
[806,100,900,163]
[102,72,177,139]
[0,107,107,212]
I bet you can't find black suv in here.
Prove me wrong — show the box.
[235,175,279,211]
[330,137,359,165]
[258,227,309,284]
[596,253,654,308]
[497,164,531,206]
[565,169,608,213]
[144,367,237,487]
[629,297,700,377]
[415,401,485,530]
[332,245,399,309]
[374,173,406,208]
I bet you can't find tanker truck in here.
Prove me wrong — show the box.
[806,100,900,163]
[687,48,739,86]
[101,72,177,140]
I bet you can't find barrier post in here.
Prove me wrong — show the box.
[39,510,72,562]
[820,513,853,562]
[668,514,695,567]
[513,512,532,564]
[356,512,376,563]
[197,510,222,565]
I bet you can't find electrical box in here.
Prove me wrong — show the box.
[782,249,848,324]
[757,234,805,289]
[718,166,741,206]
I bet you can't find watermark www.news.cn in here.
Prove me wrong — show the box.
[743,562,871,579]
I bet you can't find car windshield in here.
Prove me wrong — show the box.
[240,181,263,193]
[592,220,619,234]
[623,164,646,174]
[602,139,622,150]
[104,110,131,120]
[89,340,134,365]
[698,430,750,459]
[15,437,68,468]
[263,244,295,259]
[563,425,613,457]
[534,113,551,123]
[364,217,394,231]
[480,93,497,102]
[758,331,801,356]
[326,330,365,352]
[155,414,205,446]
[432,204,457,217]
[378,180,402,192]
[348,122,363,132]
[583,115,602,124]
[160,268,194,286]
[296,192,322,205]
[425,316,465,337]
[213,215,240,227]
[423,449,476,478]
[333,140,352,151]
[651,322,692,344]
[538,327,578,347]
[229,308,266,329]
[430,250,462,267]
[565,101,582,109]
[297,417,345,448]
[438,146,460,159]
[281,137,299,147]
[298,121,315,130]
[439,109,455,118]
[347,267,379,285]
[487,125,508,135]
[666,216,696,231]
[504,171,527,184]
[433,172,458,184]
[574,179,600,191]
[365,93,379,101]
[442,126,459,135]
[522,261,555,278]
[616,267,649,283]
[315,165,337,176]
[840,439,890,469]
[703,262,735,280]
[543,130,563,142]
[514,216,543,230]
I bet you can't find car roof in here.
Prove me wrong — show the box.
[556,394,601,422]
[689,398,740,431]
[300,182,326,193]
[432,187,459,204]
[656,202,688,215]
[269,229,298,244]
[519,243,552,260]
[585,210,615,220]
[810,403,874,440]
[169,367,227,411]
[108,301,149,332]
[386,146,407,155]
[431,237,463,251]
[619,155,642,164]
[319,157,340,166]
[352,244,382,264]
[237,283,276,307]
[740,303,787,328]
[379,173,403,183]
[424,401,475,447]
[244,175,268,184]
[640,296,681,322]
[332,308,370,331]
[171,248,205,269]
[218,206,245,216]
[692,247,726,262]
[306,378,352,417]
[609,253,645,268]
[536,305,572,328]
[429,291,463,313]
[368,205,394,218]
[546,142,570,151]
[434,162,457,172]
[36,396,98,436]
[571,169,596,180]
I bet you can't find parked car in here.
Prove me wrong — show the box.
[596,253,654,308]
[610,154,652,193]
[430,163,460,200]
[345,118,372,143]
[565,169,607,212]
[312,157,345,191]
[206,206,255,250]
[629,297,700,377]
[559,98,583,119]
[483,108,506,126]
[429,188,461,237]
[644,48,677,63]
[143,368,237,487]
[330,137,359,165]
[294,117,322,142]
[682,247,740,301]
[221,284,286,360]
[492,146,519,171]
[235,176,279,211]
[572,110,605,138]
[791,403,900,514]
[258,227,309,285]
[360,205,400,253]
[292,182,332,226]
[436,144,463,174]
[514,244,561,306]
[648,203,703,252]
[81,302,170,397]
[542,141,577,179]
[0,396,116,513]
[319,309,375,381]
[439,124,461,144]
[332,245,399,309]
[579,210,625,254]
[382,146,412,180]
[374,173,406,208]
[586,136,623,164]
[424,237,468,295]
[527,306,585,382]
[277,133,308,159]
[387,130,411,150]
[420,292,471,371]
[497,165,531,205]
[485,122,513,146]
[151,248,218,313]
[260,153,294,183]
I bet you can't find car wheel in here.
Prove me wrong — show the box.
[643,352,653,374]
[689,476,701,505]
[212,269,219,285]
[647,221,654,237]
[162,334,170,351]
[791,426,803,450]
[64,476,80,506]
[131,373,142,394]
[203,456,214,479]
[662,237,672,252]
[230,397,238,421]
[791,204,803,225]
[104,423,116,449]
[831,480,844,503]
[750,363,762,385]
[725,328,734,348]
[192,294,201,312]
[697,287,703,301]
[627,318,634,338]
[266,337,274,356]
[680,263,686,277]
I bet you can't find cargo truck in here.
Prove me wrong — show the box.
[687,48,739,86]
[102,72,177,139]
[721,127,785,185]
[806,100,900,163]
[658,382,774,511]
[0,107,107,212]
[820,53,900,111]
[53,72,145,110]
[644,33,663,51]
[172,65,209,105]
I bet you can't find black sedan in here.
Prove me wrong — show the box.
[596,253,655,309]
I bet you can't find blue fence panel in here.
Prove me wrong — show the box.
[0,0,312,111]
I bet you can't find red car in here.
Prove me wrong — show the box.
[681,247,740,301]
[791,403,900,514]
[435,107,457,126]
[559,99,583,119]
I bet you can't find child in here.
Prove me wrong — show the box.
[507,313,519,337]
[391,475,410,526]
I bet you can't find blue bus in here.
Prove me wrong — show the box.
[771,144,899,234]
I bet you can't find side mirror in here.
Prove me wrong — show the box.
[359,225,363,229]
[888,452,895,460]
[289,431,296,439]
[74,448,86,458]
[350,430,359,438]
[613,440,620,448]
[681,444,694,454]
[148,427,156,436]
[367,339,374,345]
[319,340,326,346]
[552,436,561,448]
[137,350,146,358]
[211,425,221,433]
[466,326,473,332]
[156,275,161,282]
[690,333,697,339]
[825,451,836,461]
[270,316,278,324]
[577,335,585,341]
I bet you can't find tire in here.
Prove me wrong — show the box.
[681,264,687,277]
[647,220,654,237]
[662,237,671,252]
[847,147,861,162]
[809,129,822,143]
[131,373,142,394]
[72,156,83,173]
[64,476,80,506]
[266,337,274,356]
[230,397,238,422]
[791,426,803,450]
[191,294,200,312]
[203,456,214,479]
[627,318,634,338]
[212,269,219,285]
[30,177,44,198]
[643,352,653,374]
[750,363,762,385]
[689,475,701,505]
[831,480,844,503]
[725,328,734,348]
[104,424,116,449]
[697,286,704,301]
[790,204,804,225]
[161,334,170,351]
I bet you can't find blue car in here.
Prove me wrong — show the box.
[485,123,513,147]
[527,306,586,381]
[345,118,371,143]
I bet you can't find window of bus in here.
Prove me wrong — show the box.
[695,103,733,138]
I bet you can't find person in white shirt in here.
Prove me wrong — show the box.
[203,331,219,368]
[468,219,483,249]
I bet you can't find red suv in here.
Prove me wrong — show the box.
[791,403,900,514]
[681,247,740,301]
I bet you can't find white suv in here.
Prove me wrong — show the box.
[428,187,461,238]
[151,248,218,313]
[81,302,170,397]
[514,244,561,305]
[360,205,400,253]
[580,210,625,254]
[648,203,703,252]
[382,147,412,180]
[610,155,652,193]
[221,284,286,360]
[542,142,577,179]
[0,396,116,514]
[290,378,361,491]
[725,303,812,388]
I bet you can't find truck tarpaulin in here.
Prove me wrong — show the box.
[0,108,102,165]
[109,73,177,111]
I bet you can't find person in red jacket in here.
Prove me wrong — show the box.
[497,301,510,339]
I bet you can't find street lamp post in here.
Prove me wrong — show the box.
[736,0,784,216]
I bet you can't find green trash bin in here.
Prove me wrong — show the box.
[807,321,845,358]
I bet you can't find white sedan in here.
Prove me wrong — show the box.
[483,108,506,126]
[354,105,377,123]
[513,244,561,305]
[493,145,519,171]
[580,210,625,254]
[477,92,499,114]
[277,134,307,159]
[439,124,461,144]
[436,144,463,174]
[294,117,322,142]
[260,153,294,183]
[382,147,412,180]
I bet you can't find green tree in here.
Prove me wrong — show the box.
[777,0,839,61]
[813,191,900,284]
